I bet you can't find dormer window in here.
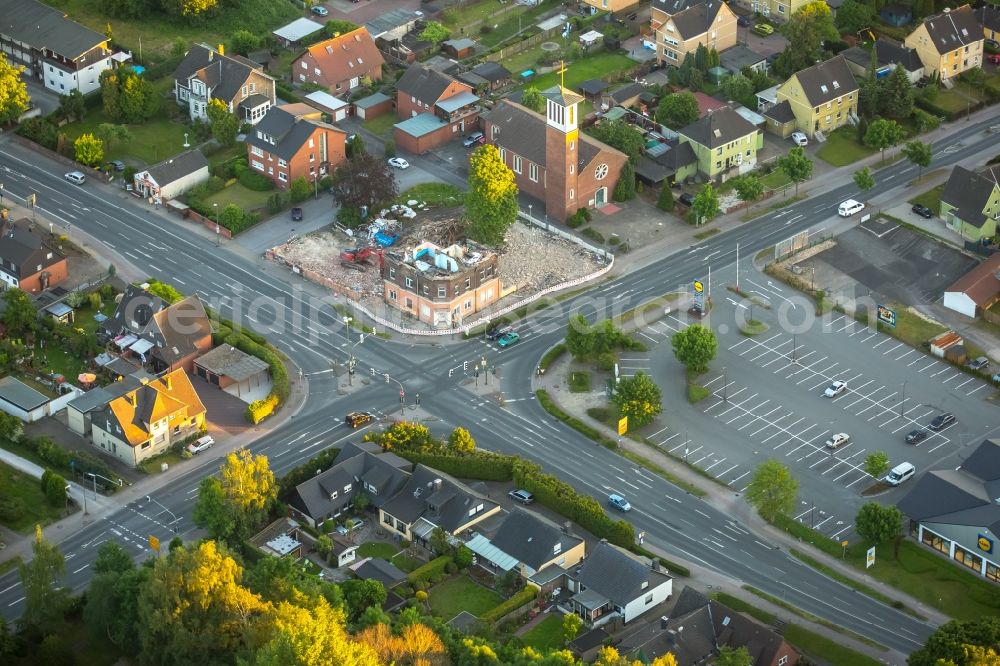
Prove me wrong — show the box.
[330,490,338,500]
[820,84,829,94]
[641,581,649,590]
[344,484,352,493]
[553,543,562,554]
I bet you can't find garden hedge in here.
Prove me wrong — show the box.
[407,556,452,585]
[480,587,537,623]
[398,450,514,482]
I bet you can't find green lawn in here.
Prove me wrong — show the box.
[0,461,67,532]
[391,553,422,573]
[569,371,592,393]
[908,184,944,216]
[363,113,399,139]
[358,541,399,560]
[442,0,521,30]
[760,169,792,190]
[31,305,108,382]
[397,183,466,207]
[201,182,274,212]
[427,576,502,619]
[520,614,564,652]
[932,89,976,114]
[815,127,876,167]
[61,110,189,167]
[522,53,636,92]
[479,0,559,48]
[784,625,884,666]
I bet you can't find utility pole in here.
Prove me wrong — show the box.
[723,366,728,402]
[791,333,797,364]
[735,242,739,290]
[900,381,906,417]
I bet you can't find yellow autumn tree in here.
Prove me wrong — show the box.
[365,421,437,452]
[220,448,277,535]
[0,54,30,124]
[74,133,104,167]
[961,645,1000,666]
[593,646,677,666]
[466,144,519,246]
[355,621,447,665]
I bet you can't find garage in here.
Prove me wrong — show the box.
[304,90,349,123]
[943,253,1000,318]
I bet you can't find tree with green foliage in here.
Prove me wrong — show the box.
[864,117,905,162]
[853,167,875,192]
[219,203,245,231]
[655,92,700,129]
[466,144,519,245]
[520,86,545,113]
[745,460,798,521]
[566,314,596,359]
[454,545,473,569]
[671,324,717,373]
[910,617,1000,666]
[589,119,644,165]
[656,184,674,212]
[777,146,813,195]
[74,133,104,167]
[0,412,24,443]
[834,0,875,34]
[18,525,70,636]
[0,54,30,124]
[83,541,148,651]
[193,477,238,542]
[146,280,184,303]
[289,175,312,204]
[340,578,387,619]
[207,98,238,147]
[562,613,583,645]
[732,174,764,211]
[162,0,218,20]
[356,604,392,630]
[881,65,914,119]
[332,151,398,218]
[613,161,636,201]
[325,19,360,37]
[118,68,158,122]
[193,449,276,542]
[420,21,451,44]
[97,122,133,151]
[902,140,932,182]
[429,527,451,555]
[863,450,890,478]
[2,288,37,337]
[716,645,752,666]
[721,73,754,105]
[314,535,333,559]
[42,471,67,507]
[855,502,903,545]
[448,427,476,453]
[690,183,720,224]
[346,133,367,159]
[229,29,259,55]
[57,89,86,122]
[773,1,839,78]
[612,372,663,428]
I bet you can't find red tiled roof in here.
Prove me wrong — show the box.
[946,253,1000,306]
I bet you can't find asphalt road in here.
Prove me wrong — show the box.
[2,117,998,651]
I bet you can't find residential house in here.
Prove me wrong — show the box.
[898,438,1000,584]
[880,3,913,27]
[354,558,408,588]
[771,55,859,139]
[465,509,585,579]
[939,165,1000,242]
[564,541,673,627]
[842,39,924,84]
[728,0,809,21]
[619,586,801,665]
[904,5,983,81]
[582,0,641,12]
[99,284,213,373]
[720,44,768,75]
[331,536,359,567]
[132,149,209,201]
[91,369,207,467]
[192,344,270,401]
[272,17,325,48]
[245,104,347,190]
[482,89,628,222]
[975,4,1000,43]
[635,139,699,187]
[393,65,479,154]
[381,240,502,328]
[943,253,1000,319]
[0,0,128,95]
[603,82,645,110]
[173,43,276,124]
[67,372,151,436]
[0,217,67,293]
[291,28,384,95]
[677,105,762,181]
[457,61,512,92]
[651,0,738,67]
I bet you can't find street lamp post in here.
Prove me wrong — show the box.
[723,366,728,402]
[213,203,220,246]
[0,183,4,210]
[347,328,364,386]
[900,381,906,417]
[29,193,36,222]
[482,356,488,386]
[528,203,532,220]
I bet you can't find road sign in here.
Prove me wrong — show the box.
[693,280,704,293]
[876,304,896,328]
[693,280,705,310]
[149,535,160,552]
[866,546,876,568]
[618,416,628,435]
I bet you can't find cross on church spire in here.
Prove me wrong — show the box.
[558,60,567,89]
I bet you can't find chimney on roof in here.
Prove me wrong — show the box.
[218,43,225,55]
[562,520,572,534]
[651,559,660,572]
[433,478,442,492]
[164,374,172,390]
[126,392,135,407]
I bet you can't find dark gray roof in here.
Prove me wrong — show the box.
[618,586,715,663]
[668,0,727,40]
[575,542,672,608]
[355,558,407,587]
[658,139,698,169]
[290,450,412,522]
[471,61,511,83]
[490,510,583,571]
[843,39,922,73]
[897,439,1000,535]
[100,284,169,339]
[0,376,49,411]
[790,56,859,106]
[720,45,767,73]
[173,44,263,103]
[448,611,481,632]
[240,93,271,110]
[483,99,606,172]
[0,0,108,60]
[920,5,983,54]
[381,464,498,533]
[763,100,795,124]
[653,0,707,14]
[246,50,272,66]
[609,82,645,104]
[193,344,269,381]
[67,376,142,414]
[100,285,211,368]
[976,4,1000,33]
[579,79,610,95]
[0,218,64,279]
[679,105,757,149]
[635,155,673,183]
[423,55,461,75]
[710,598,795,666]
[145,150,209,187]
[457,71,489,89]
[245,106,341,162]
[941,165,1000,229]
[396,65,462,104]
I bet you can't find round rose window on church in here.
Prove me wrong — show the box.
[595,164,609,180]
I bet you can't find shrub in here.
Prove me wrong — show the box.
[206,175,226,193]
[407,555,452,585]
[581,227,605,244]
[394,450,514,481]
[267,191,289,212]
[445,561,459,574]
[238,168,275,192]
[384,138,396,158]
[566,208,588,228]
[539,343,566,371]
[480,587,537,623]
[246,394,279,424]
[911,108,941,133]
[414,590,428,602]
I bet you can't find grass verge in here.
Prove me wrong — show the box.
[569,371,592,393]
[397,183,466,207]
[739,320,769,336]
[427,576,502,618]
[815,128,877,166]
[783,624,885,666]
[687,382,710,403]
[741,194,807,221]
[693,227,720,240]
[0,556,22,576]
[539,344,566,372]
[710,591,777,624]
[907,184,944,216]
[614,292,683,329]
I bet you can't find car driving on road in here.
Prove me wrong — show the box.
[486,323,512,340]
[608,494,631,512]
[824,380,847,397]
[497,331,520,347]
[388,157,409,169]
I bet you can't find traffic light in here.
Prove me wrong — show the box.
[359,333,365,343]
[449,368,454,377]
[370,367,375,376]
[463,361,468,372]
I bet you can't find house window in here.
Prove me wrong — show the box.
[716,147,723,155]
[405,277,414,288]
[513,155,522,174]
[716,161,722,169]
[309,138,314,148]
[141,442,151,449]
[314,68,321,76]
[405,297,413,308]
[344,484,352,493]
[389,267,395,278]
[778,4,785,12]
[309,153,315,162]
[465,277,471,288]
[500,148,506,162]
[389,290,397,301]
[241,85,248,97]
[383,513,392,526]
[249,82,255,93]
[331,491,338,500]
[569,189,574,200]
[301,61,307,69]
[645,594,654,604]
[529,163,538,182]
[278,158,287,167]
[464,299,472,310]
[778,657,789,666]
[278,172,288,182]
[251,159,264,170]
[437,287,446,298]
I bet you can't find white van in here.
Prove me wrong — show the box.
[885,462,915,486]
[838,199,865,217]
[64,171,86,185]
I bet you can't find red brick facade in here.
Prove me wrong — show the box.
[396,79,473,119]
[247,124,346,190]
[18,258,68,294]
[292,28,384,95]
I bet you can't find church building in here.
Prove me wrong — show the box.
[481,85,628,222]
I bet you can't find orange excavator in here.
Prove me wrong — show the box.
[340,246,384,270]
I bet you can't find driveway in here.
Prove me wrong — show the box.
[191,378,255,435]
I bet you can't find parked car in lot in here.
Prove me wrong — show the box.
[825,432,850,450]
[752,23,774,35]
[463,131,485,147]
[905,429,928,444]
[929,412,956,431]
[823,380,847,397]
[335,518,365,535]
[508,489,535,505]
[497,331,520,347]
[885,462,915,486]
[187,435,214,454]
[911,204,934,218]
[791,131,808,147]
[388,157,409,169]
[608,494,632,512]
[678,192,695,207]
[968,356,990,371]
